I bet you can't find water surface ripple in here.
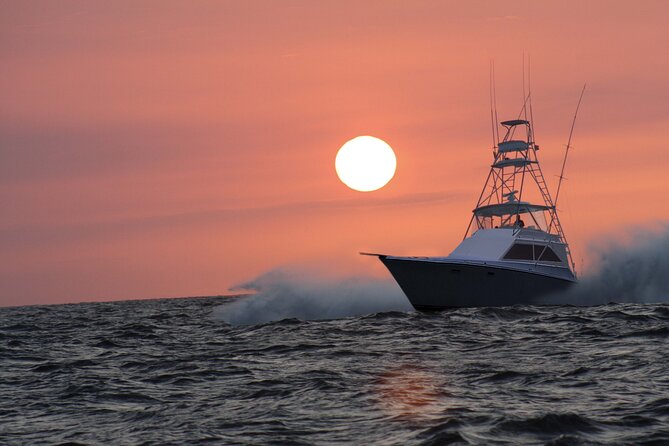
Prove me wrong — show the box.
[1,297,669,445]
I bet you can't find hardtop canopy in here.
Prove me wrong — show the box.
[492,158,536,168]
[498,140,529,153]
[501,119,530,127]
[473,202,552,217]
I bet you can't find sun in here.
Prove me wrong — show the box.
[335,136,397,192]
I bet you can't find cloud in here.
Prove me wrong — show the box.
[485,15,521,22]
[0,191,462,250]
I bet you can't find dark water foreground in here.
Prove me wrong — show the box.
[1,296,669,445]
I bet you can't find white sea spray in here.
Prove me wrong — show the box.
[212,268,412,325]
[544,224,669,305]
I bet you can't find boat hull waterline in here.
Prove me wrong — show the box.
[380,256,575,309]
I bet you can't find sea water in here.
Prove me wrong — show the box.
[2,292,669,445]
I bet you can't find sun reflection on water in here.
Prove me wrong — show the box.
[374,364,450,421]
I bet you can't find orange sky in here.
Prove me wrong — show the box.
[2,1,668,306]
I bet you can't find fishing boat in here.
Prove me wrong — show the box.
[364,108,582,309]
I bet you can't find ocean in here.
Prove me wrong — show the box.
[2,289,669,445]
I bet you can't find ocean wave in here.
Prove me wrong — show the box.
[3,296,669,445]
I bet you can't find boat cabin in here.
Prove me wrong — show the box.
[449,227,569,266]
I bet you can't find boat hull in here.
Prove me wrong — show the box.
[380,256,575,309]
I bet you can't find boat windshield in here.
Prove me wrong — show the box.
[528,209,548,231]
[477,208,548,231]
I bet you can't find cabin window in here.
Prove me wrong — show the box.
[535,246,561,262]
[503,244,534,260]
[503,243,562,262]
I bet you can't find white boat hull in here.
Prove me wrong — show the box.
[379,256,575,309]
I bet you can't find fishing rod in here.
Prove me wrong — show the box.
[554,83,587,209]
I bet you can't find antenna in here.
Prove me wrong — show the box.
[512,54,534,140]
[492,61,500,144]
[527,54,536,142]
[554,84,587,208]
[489,61,497,150]
[522,52,529,122]
[522,53,526,111]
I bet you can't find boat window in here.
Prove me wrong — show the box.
[535,246,561,262]
[503,243,562,262]
[503,244,534,260]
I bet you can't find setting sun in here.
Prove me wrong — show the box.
[335,136,397,192]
